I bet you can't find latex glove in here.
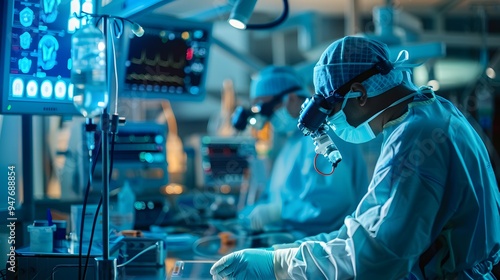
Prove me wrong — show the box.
[247,203,282,231]
[210,248,275,280]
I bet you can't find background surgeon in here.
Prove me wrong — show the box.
[239,65,369,237]
[210,36,500,279]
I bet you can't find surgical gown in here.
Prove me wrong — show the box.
[273,88,500,279]
[263,129,369,236]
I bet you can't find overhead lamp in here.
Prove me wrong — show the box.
[486,67,496,79]
[228,0,257,30]
[227,0,289,30]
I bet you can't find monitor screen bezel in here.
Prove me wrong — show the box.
[0,0,81,116]
[118,15,213,102]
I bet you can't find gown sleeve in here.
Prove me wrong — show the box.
[274,120,450,279]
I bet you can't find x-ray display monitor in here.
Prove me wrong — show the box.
[0,0,79,115]
[121,17,212,102]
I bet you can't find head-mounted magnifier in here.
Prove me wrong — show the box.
[297,59,393,173]
[299,59,393,135]
[231,86,302,131]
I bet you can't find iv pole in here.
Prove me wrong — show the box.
[73,10,141,279]
[94,15,116,280]
[74,12,139,279]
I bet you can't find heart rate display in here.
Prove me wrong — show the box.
[121,17,212,102]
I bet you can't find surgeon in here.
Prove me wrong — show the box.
[210,36,500,279]
[238,66,369,237]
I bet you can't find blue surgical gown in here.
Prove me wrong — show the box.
[273,88,500,279]
[264,128,369,236]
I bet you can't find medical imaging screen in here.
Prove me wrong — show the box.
[123,24,211,101]
[8,0,73,106]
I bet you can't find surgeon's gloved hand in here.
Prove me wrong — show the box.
[247,203,281,231]
[210,248,275,280]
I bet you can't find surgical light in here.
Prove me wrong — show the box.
[228,0,257,30]
[486,67,496,79]
[227,0,289,30]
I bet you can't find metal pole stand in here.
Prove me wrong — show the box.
[95,15,117,280]
[95,257,117,279]
[83,12,127,279]
[95,109,117,280]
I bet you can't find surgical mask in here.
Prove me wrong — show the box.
[328,91,417,144]
[270,106,298,134]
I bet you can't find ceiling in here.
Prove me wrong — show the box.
[151,0,500,52]
[151,0,500,60]
[127,0,500,122]
[151,0,500,72]
[253,0,479,16]
[153,0,500,18]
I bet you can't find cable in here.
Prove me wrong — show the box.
[245,0,289,30]
[313,153,335,175]
[78,130,102,280]
[82,196,101,280]
[83,131,118,280]
[116,242,160,268]
[110,18,119,115]
[112,19,124,39]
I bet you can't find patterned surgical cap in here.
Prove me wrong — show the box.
[314,36,406,98]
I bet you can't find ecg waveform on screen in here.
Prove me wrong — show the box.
[130,51,185,69]
[126,73,184,84]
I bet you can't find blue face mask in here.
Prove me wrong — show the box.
[328,91,417,144]
[270,106,298,134]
